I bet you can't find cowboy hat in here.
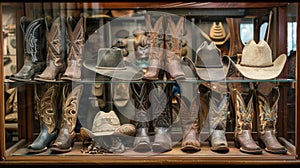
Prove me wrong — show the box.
[183,41,230,81]
[83,48,144,81]
[80,110,136,138]
[228,40,287,80]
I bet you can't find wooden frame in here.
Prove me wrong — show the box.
[0,2,299,165]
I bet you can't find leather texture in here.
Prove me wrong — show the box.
[61,16,86,80]
[27,85,59,153]
[143,14,164,80]
[35,16,67,81]
[11,17,46,81]
[165,15,185,80]
[232,88,262,154]
[256,87,287,154]
[177,94,201,152]
[50,84,83,152]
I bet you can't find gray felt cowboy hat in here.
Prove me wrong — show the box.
[227,40,286,80]
[183,41,230,81]
[83,48,144,81]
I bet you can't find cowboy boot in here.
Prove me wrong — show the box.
[143,14,165,80]
[34,16,67,82]
[165,15,185,80]
[27,85,60,153]
[231,85,262,154]
[50,84,83,153]
[256,86,287,154]
[131,83,151,152]
[11,17,46,81]
[207,90,230,153]
[151,83,173,153]
[177,91,201,152]
[61,16,86,80]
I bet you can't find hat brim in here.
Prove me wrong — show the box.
[195,56,230,81]
[81,124,136,138]
[230,54,287,80]
[83,59,144,81]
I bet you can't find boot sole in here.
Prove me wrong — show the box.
[152,143,172,153]
[50,146,72,153]
[133,142,151,153]
[181,145,201,153]
[27,147,47,153]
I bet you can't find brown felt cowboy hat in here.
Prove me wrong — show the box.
[183,41,230,81]
[83,48,144,81]
[228,40,287,80]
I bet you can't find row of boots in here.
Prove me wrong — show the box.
[11,15,85,82]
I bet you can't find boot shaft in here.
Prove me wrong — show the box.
[62,16,86,80]
[21,17,47,63]
[255,86,280,135]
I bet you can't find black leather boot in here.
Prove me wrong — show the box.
[151,83,172,153]
[10,17,46,81]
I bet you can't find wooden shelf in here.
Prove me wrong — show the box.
[3,140,299,165]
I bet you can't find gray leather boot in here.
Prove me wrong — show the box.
[207,90,230,153]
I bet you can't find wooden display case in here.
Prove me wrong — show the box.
[0,2,299,166]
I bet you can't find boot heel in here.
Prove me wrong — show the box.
[234,138,240,148]
[258,139,266,148]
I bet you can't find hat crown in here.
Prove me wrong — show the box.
[241,40,273,67]
[209,21,226,40]
[96,48,126,69]
[92,110,121,133]
[195,41,223,68]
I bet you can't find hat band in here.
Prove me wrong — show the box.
[240,63,273,68]
[95,66,126,70]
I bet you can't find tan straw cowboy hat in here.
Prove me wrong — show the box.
[228,40,287,80]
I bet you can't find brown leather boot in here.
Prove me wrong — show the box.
[207,90,230,153]
[27,84,60,153]
[34,16,67,82]
[256,85,287,154]
[143,14,164,81]
[231,84,262,154]
[61,16,86,81]
[165,15,185,80]
[50,84,83,153]
[177,93,201,152]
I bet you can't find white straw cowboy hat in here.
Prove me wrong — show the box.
[183,41,230,81]
[81,110,136,137]
[83,48,144,81]
[228,40,287,80]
